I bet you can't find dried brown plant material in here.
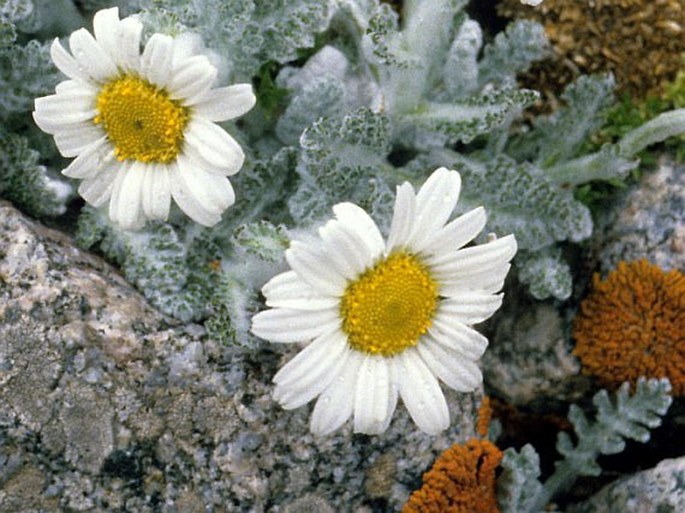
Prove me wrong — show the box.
[498,0,685,101]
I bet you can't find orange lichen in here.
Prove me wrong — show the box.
[477,396,492,438]
[402,439,503,513]
[573,259,685,395]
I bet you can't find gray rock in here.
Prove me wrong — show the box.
[568,457,685,513]
[0,201,483,512]
[482,293,591,409]
[592,157,685,274]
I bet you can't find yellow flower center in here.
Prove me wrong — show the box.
[340,252,439,356]
[94,75,189,163]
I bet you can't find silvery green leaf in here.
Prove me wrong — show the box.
[478,19,549,87]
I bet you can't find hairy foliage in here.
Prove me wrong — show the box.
[516,248,573,301]
[0,39,60,116]
[288,108,394,229]
[497,379,673,513]
[0,0,34,45]
[140,0,333,80]
[0,127,69,217]
[478,19,550,89]
[456,155,592,252]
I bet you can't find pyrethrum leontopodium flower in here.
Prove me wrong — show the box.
[251,168,517,436]
[33,7,256,230]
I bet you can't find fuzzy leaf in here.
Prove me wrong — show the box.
[231,147,298,224]
[478,19,549,88]
[497,444,544,513]
[397,88,538,148]
[544,109,685,186]
[443,17,482,99]
[362,2,402,66]
[530,379,673,512]
[0,128,70,217]
[544,143,638,187]
[456,155,592,251]
[232,220,289,263]
[288,108,391,225]
[618,108,685,157]
[517,248,573,300]
[142,0,333,79]
[205,275,262,349]
[0,0,32,45]
[0,39,60,116]
[275,76,346,145]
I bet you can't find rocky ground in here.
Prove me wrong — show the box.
[1,158,683,512]
[0,200,483,512]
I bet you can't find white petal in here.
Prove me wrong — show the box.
[395,349,449,435]
[183,118,245,175]
[53,122,104,158]
[380,363,399,433]
[168,160,226,226]
[68,28,118,83]
[273,329,350,409]
[310,351,363,436]
[417,337,482,392]
[438,292,503,325]
[429,313,489,360]
[354,356,393,435]
[285,241,348,297]
[50,38,91,83]
[78,165,118,207]
[386,182,416,252]
[169,55,217,104]
[140,34,174,88]
[33,94,97,134]
[408,168,461,252]
[113,17,143,72]
[419,206,486,258]
[177,154,235,211]
[332,203,384,259]
[109,162,146,231]
[169,169,220,225]
[251,307,339,343]
[318,220,376,281]
[429,234,517,278]
[141,165,171,221]
[54,78,97,96]
[263,271,339,310]
[92,7,120,57]
[440,262,512,295]
[61,137,111,179]
[190,84,256,120]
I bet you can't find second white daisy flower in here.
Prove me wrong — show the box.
[33,7,256,230]
[252,167,517,436]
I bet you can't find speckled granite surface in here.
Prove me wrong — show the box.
[0,201,483,512]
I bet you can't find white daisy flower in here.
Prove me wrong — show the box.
[252,167,517,436]
[33,7,256,230]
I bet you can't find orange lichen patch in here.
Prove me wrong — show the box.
[477,396,492,438]
[497,0,685,101]
[402,439,503,513]
[573,260,685,395]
